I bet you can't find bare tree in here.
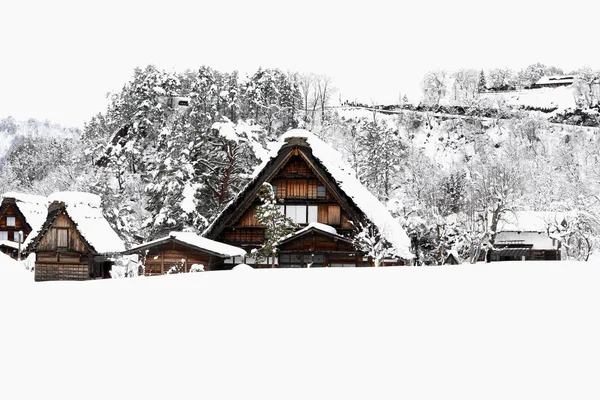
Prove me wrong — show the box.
[421,70,448,106]
[316,74,334,123]
[451,69,479,105]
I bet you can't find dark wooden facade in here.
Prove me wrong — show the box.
[205,136,403,267]
[123,239,231,276]
[28,204,113,281]
[277,226,368,268]
[0,199,32,259]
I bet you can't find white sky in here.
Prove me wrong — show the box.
[1,0,598,128]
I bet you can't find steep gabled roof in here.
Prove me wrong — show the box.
[25,192,125,255]
[204,129,412,259]
[123,231,246,258]
[1,192,49,241]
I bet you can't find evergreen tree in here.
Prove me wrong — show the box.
[253,183,297,265]
[478,69,487,92]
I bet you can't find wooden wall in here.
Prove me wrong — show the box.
[35,263,89,281]
[140,242,213,276]
[37,213,88,253]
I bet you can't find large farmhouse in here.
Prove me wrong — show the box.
[0,193,48,260]
[204,129,412,267]
[25,192,125,281]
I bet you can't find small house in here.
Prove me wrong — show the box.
[533,76,575,88]
[491,211,563,262]
[0,192,48,259]
[25,192,125,281]
[122,231,246,275]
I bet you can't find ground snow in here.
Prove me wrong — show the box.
[1,260,599,400]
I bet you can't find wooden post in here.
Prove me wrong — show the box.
[161,252,164,275]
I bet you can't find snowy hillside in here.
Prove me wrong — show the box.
[481,86,577,111]
[0,117,80,163]
[1,257,599,400]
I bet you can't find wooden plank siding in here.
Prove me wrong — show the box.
[137,242,218,276]
[37,213,88,253]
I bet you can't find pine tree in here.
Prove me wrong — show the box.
[253,183,297,265]
[478,69,487,93]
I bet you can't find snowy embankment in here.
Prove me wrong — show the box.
[1,260,599,400]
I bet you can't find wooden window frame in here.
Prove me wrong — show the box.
[317,185,326,198]
[6,216,16,227]
[56,228,69,249]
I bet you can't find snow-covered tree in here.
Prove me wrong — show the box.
[354,221,396,267]
[253,183,297,265]
[421,70,448,106]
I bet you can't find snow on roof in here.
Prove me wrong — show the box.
[0,240,20,250]
[127,231,246,258]
[42,192,124,254]
[48,191,102,208]
[3,192,49,250]
[497,211,566,232]
[294,222,338,236]
[278,222,342,245]
[495,231,557,250]
[535,75,575,86]
[170,232,246,257]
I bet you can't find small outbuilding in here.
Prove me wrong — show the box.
[122,231,247,275]
[533,75,575,88]
[25,192,125,281]
[491,211,563,262]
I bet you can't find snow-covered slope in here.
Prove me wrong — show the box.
[1,260,598,400]
[481,87,577,111]
[0,117,80,163]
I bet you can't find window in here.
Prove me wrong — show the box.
[308,206,318,223]
[317,186,326,198]
[6,216,16,227]
[0,231,7,241]
[56,228,68,248]
[286,205,307,224]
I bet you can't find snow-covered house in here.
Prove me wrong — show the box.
[491,211,564,262]
[25,192,125,281]
[204,129,413,268]
[533,75,575,89]
[0,192,48,259]
[122,231,246,275]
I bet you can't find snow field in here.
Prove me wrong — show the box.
[1,260,599,399]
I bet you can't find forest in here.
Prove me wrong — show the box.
[1,63,599,264]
